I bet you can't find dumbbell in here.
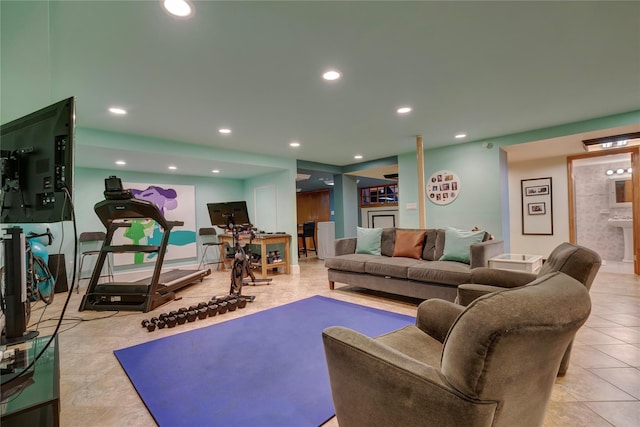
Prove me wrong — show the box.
[227,298,238,311]
[187,310,198,322]
[197,308,208,320]
[217,301,228,314]
[165,316,178,328]
[169,310,179,317]
[207,303,219,317]
[141,319,156,332]
[177,313,187,325]
[156,319,166,329]
[159,312,169,321]
[178,307,188,314]
[189,305,199,312]
[197,302,208,309]
[237,297,247,309]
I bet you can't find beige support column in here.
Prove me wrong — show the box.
[417,135,426,228]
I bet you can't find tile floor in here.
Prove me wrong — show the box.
[14,258,640,426]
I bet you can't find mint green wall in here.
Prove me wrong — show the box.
[397,110,640,242]
[333,174,358,238]
[65,125,299,276]
[397,152,420,228]
[424,141,503,233]
[0,1,52,123]
[73,167,244,273]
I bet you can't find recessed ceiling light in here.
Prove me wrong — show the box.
[455,133,467,139]
[115,160,126,166]
[628,168,633,173]
[109,107,127,115]
[606,169,614,176]
[617,168,625,174]
[163,0,192,17]
[397,107,412,114]
[322,70,342,81]
[219,128,231,134]
[354,155,363,160]
[289,141,300,148]
[168,165,177,170]
[212,169,220,174]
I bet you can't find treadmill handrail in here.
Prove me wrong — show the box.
[94,198,171,230]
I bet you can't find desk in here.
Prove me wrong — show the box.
[220,233,291,279]
[1,335,60,427]
[488,253,543,274]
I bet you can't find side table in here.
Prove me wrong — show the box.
[488,253,543,274]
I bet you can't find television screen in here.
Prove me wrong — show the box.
[207,201,251,227]
[0,97,75,223]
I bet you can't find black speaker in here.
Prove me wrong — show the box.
[48,254,69,293]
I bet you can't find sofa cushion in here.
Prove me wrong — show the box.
[365,257,423,279]
[393,229,426,259]
[355,227,383,255]
[407,261,472,285]
[439,227,485,264]
[380,228,396,257]
[423,229,446,260]
[325,254,379,273]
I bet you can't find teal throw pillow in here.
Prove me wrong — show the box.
[355,227,383,256]
[439,227,486,264]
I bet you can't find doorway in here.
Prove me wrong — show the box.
[568,148,639,275]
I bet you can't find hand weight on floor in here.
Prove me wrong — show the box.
[141,319,156,332]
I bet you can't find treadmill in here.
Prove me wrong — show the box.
[79,190,210,312]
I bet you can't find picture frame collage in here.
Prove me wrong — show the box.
[427,170,460,205]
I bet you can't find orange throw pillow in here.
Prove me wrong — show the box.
[392,230,426,259]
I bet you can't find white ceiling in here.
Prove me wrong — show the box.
[3,1,640,177]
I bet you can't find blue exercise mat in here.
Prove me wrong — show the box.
[114,295,415,426]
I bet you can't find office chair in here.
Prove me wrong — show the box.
[198,227,225,270]
[77,231,114,293]
[298,221,317,257]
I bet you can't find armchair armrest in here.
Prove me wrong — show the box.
[470,267,537,287]
[334,237,357,256]
[469,240,505,268]
[457,284,508,307]
[416,299,464,343]
[322,326,497,427]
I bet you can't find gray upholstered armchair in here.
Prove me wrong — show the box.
[323,272,591,427]
[457,242,601,375]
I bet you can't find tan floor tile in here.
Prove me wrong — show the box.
[585,402,640,427]
[594,327,640,344]
[586,315,628,328]
[12,260,640,426]
[597,313,640,327]
[543,401,612,427]
[575,328,627,345]
[592,344,640,367]
[590,368,640,399]
[554,367,635,402]
[570,345,630,369]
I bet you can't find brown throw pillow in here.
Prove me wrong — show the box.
[393,229,426,259]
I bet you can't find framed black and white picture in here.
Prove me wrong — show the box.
[521,177,553,235]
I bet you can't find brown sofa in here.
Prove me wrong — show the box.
[325,228,504,301]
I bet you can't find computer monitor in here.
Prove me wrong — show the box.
[207,201,251,228]
[0,97,75,223]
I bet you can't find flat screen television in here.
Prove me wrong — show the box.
[0,97,75,223]
[207,201,251,227]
